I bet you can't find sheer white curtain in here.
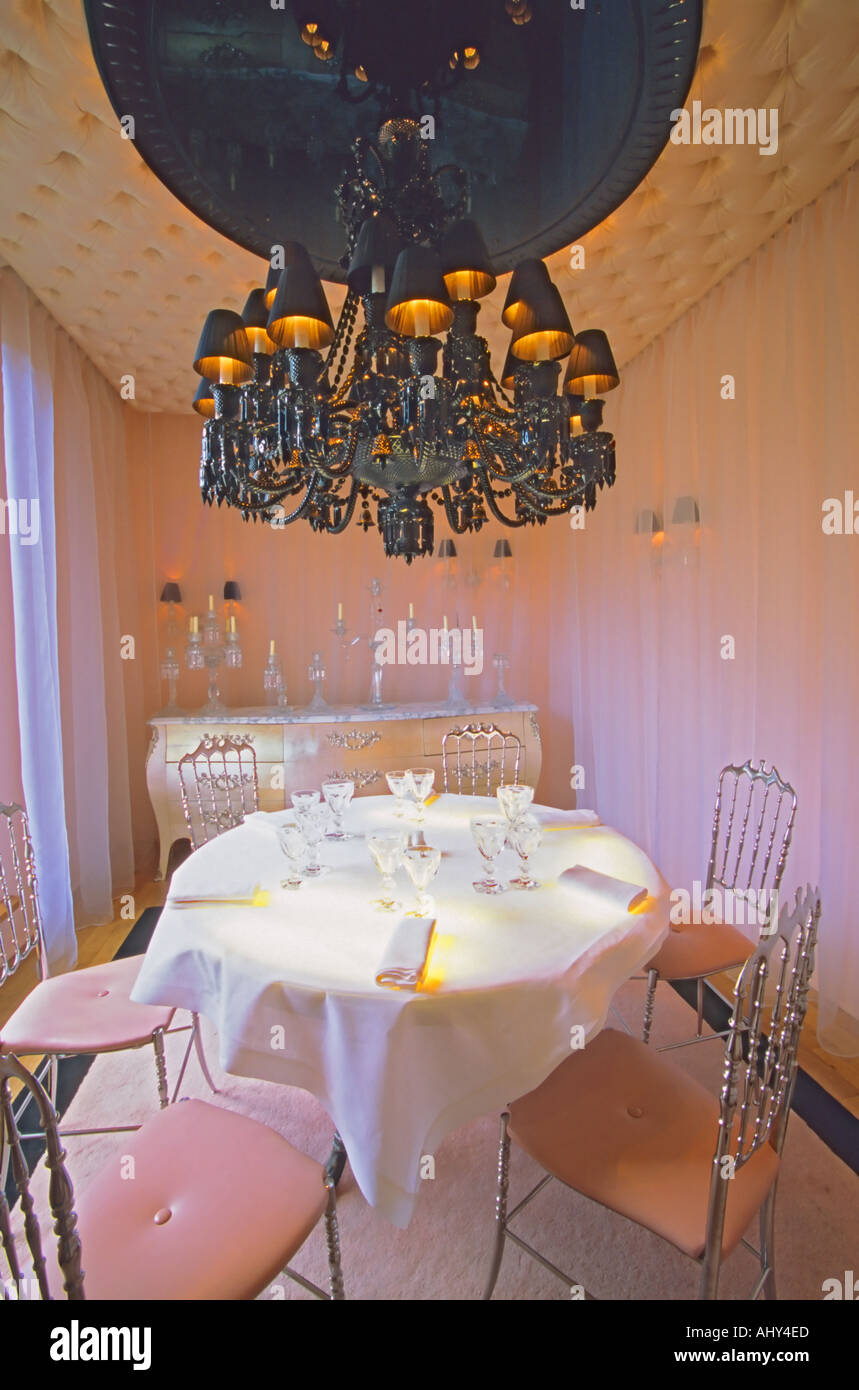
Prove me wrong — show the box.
[568,169,858,1053]
[0,268,143,963]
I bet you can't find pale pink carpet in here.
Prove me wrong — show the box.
[13,977,858,1300]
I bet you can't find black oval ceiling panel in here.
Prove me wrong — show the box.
[84,0,702,279]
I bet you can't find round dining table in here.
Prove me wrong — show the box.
[132,793,671,1227]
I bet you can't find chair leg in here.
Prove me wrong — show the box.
[642,969,659,1044]
[696,976,705,1037]
[323,1178,345,1300]
[152,1028,169,1109]
[759,1187,778,1300]
[482,1111,511,1301]
[191,1013,219,1096]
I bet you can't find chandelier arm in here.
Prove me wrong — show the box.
[513,480,588,515]
[477,474,531,529]
[477,446,549,487]
[323,479,361,534]
[440,485,476,535]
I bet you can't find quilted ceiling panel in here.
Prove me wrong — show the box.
[0,0,856,414]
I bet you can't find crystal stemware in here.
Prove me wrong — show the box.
[496,783,534,829]
[509,813,542,891]
[405,767,435,829]
[402,844,442,917]
[470,816,509,895]
[385,770,410,818]
[277,822,308,890]
[294,804,329,876]
[321,778,355,840]
[291,788,321,812]
[367,833,407,912]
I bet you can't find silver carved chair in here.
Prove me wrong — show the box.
[441,723,522,797]
[178,734,259,851]
[484,885,820,1302]
[0,1052,345,1300]
[0,801,217,1166]
[641,759,797,1048]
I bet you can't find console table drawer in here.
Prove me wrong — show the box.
[165,724,284,764]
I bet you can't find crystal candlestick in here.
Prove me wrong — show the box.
[492,652,515,709]
[201,610,226,714]
[308,651,329,711]
[263,648,284,707]
[159,647,183,715]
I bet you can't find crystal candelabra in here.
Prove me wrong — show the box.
[160,600,183,714]
[443,628,467,710]
[308,651,329,711]
[492,652,514,709]
[263,642,288,707]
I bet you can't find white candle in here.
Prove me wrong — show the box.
[208,594,214,612]
[371,265,385,294]
[294,321,310,349]
[472,614,478,631]
[229,615,236,634]
[409,602,415,619]
[413,304,430,338]
[443,614,448,632]
[269,639,276,656]
[337,602,343,620]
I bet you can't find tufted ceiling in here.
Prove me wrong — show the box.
[0,0,857,415]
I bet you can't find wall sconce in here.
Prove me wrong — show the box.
[223,580,242,602]
[671,496,700,525]
[159,582,183,714]
[438,536,457,589]
[634,509,663,535]
[493,537,513,591]
[669,496,701,571]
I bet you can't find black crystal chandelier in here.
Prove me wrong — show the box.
[192,65,620,562]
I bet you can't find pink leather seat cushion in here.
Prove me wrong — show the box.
[509,1028,779,1260]
[646,919,755,981]
[49,1100,329,1300]
[0,955,174,1053]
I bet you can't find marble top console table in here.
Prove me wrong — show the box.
[146,702,541,879]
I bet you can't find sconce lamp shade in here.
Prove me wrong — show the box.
[223,580,242,601]
[385,246,454,337]
[493,538,513,558]
[563,329,620,396]
[193,309,253,385]
[241,289,276,355]
[264,262,281,309]
[510,280,575,362]
[438,538,457,558]
[160,582,182,604]
[635,509,663,534]
[347,212,404,296]
[267,243,334,349]
[672,495,700,524]
[501,257,550,330]
[192,378,215,418]
[439,218,497,301]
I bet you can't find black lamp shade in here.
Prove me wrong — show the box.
[223,580,242,601]
[635,509,663,534]
[267,243,334,350]
[241,289,276,355]
[510,280,575,362]
[192,378,215,418]
[438,538,457,558]
[193,309,253,385]
[493,539,513,558]
[385,246,454,337]
[264,262,281,309]
[347,212,404,296]
[499,345,526,391]
[563,329,620,396]
[439,218,496,301]
[501,257,550,330]
[160,582,182,604]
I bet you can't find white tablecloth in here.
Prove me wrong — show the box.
[132,794,670,1225]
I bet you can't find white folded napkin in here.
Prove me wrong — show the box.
[167,869,266,905]
[558,865,648,913]
[375,917,436,990]
[243,809,294,836]
[537,808,601,829]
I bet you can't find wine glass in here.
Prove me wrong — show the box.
[385,770,410,818]
[277,822,308,890]
[367,833,407,911]
[294,803,329,876]
[291,788,321,812]
[470,817,509,895]
[321,779,355,840]
[405,768,435,833]
[509,813,542,890]
[402,845,442,917]
[496,783,534,831]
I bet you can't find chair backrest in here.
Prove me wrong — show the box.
[0,1050,84,1299]
[705,760,797,918]
[0,803,46,987]
[177,735,259,851]
[703,885,820,1272]
[441,723,522,796]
